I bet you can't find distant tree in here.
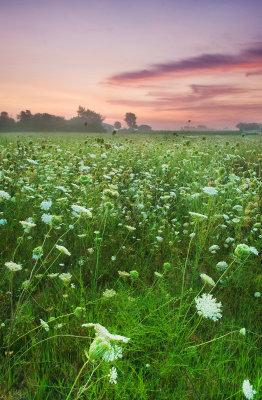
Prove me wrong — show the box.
[0,111,15,131]
[124,113,137,130]
[236,122,262,132]
[137,124,152,132]
[17,110,33,130]
[70,106,105,132]
[114,121,121,130]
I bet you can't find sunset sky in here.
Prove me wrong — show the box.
[1,0,262,129]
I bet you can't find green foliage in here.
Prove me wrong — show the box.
[0,133,261,399]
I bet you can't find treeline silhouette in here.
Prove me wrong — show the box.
[0,106,106,132]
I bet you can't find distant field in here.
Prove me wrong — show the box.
[0,133,261,399]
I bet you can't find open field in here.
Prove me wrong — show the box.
[0,132,261,399]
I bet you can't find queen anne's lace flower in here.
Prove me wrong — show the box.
[202,186,218,195]
[71,205,92,218]
[108,367,117,384]
[55,245,71,256]
[242,380,256,399]
[0,190,11,200]
[5,261,22,272]
[195,293,222,321]
[82,323,130,343]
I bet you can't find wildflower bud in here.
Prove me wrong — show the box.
[235,244,250,258]
[130,270,139,279]
[17,236,23,244]
[163,262,171,272]
[33,246,43,260]
[88,336,111,361]
[51,215,62,227]
[74,307,85,318]
[79,175,90,184]
[105,201,113,209]
[239,328,246,336]
[218,167,226,176]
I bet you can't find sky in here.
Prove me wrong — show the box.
[0,0,262,129]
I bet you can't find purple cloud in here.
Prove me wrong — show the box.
[106,43,262,85]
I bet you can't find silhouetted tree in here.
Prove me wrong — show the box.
[236,122,262,132]
[69,106,105,132]
[0,112,15,131]
[137,124,152,132]
[124,113,137,130]
[114,121,121,130]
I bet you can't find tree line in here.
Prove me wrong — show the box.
[0,108,152,133]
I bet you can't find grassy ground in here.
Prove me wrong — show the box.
[0,132,261,399]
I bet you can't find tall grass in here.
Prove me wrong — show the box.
[0,133,261,399]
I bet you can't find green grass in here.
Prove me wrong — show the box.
[0,132,261,399]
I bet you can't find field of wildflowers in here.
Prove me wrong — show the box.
[0,132,261,399]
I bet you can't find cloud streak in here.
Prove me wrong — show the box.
[106,43,262,85]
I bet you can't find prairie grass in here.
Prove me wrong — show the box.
[0,132,261,399]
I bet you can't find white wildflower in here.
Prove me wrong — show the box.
[202,186,218,195]
[108,367,117,384]
[0,190,11,200]
[59,272,72,283]
[71,204,92,218]
[209,244,220,254]
[5,261,22,272]
[40,319,49,332]
[103,345,123,362]
[41,213,53,224]
[254,292,261,298]
[195,293,222,321]
[40,200,52,210]
[103,289,116,298]
[55,245,71,256]
[242,380,256,400]
[20,220,36,232]
[216,261,228,271]
[82,323,130,343]
[189,211,208,220]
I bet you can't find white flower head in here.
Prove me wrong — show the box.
[71,205,92,218]
[103,289,116,298]
[55,245,71,256]
[254,292,261,298]
[202,186,218,195]
[216,261,228,271]
[242,380,256,400]
[20,220,36,232]
[40,200,52,210]
[82,323,130,343]
[108,367,117,384]
[189,211,208,220]
[103,345,123,362]
[209,244,220,254]
[5,261,22,272]
[41,213,53,224]
[195,293,222,321]
[40,319,49,332]
[0,190,11,200]
[59,272,72,283]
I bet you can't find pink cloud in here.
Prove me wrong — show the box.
[106,43,262,85]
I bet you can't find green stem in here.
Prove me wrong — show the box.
[65,357,90,400]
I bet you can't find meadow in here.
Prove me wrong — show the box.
[0,132,261,400]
